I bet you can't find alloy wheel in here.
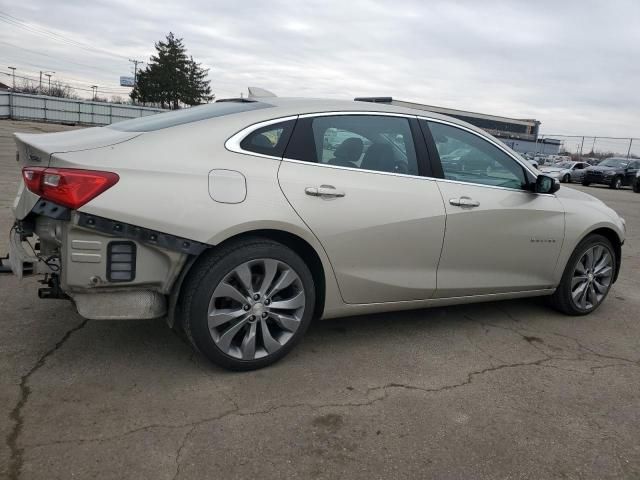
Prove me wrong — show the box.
[207,258,306,360]
[571,244,613,310]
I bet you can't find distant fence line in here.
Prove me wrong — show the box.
[0,91,165,126]
[537,134,638,158]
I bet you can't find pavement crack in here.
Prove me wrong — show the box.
[5,319,89,480]
[172,425,197,480]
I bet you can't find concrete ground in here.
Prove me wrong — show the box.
[1,119,639,480]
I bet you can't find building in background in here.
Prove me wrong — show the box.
[355,97,559,155]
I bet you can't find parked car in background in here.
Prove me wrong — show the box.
[540,161,589,183]
[5,97,626,370]
[525,158,539,169]
[583,157,640,189]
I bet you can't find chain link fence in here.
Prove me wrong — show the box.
[537,134,638,162]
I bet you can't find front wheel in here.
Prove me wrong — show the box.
[610,176,623,189]
[633,180,640,193]
[181,238,316,370]
[550,234,616,315]
[562,174,570,183]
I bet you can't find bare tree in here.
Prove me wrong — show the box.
[47,80,77,99]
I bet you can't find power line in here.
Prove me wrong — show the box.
[0,11,130,61]
[1,71,131,95]
[0,40,125,76]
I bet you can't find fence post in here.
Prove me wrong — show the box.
[77,99,81,124]
[8,91,13,119]
[43,97,47,122]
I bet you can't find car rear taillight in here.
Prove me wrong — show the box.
[22,167,119,210]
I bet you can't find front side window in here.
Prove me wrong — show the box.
[427,121,527,190]
[288,115,419,175]
[240,120,295,157]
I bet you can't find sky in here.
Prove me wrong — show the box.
[0,0,639,146]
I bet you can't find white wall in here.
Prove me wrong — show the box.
[0,92,164,125]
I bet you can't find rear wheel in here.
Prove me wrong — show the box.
[562,173,570,183]
[550,234,615,315]
[633,179,640,193]
[181,238,315,370]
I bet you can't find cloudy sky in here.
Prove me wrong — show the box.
[1,0,639,147]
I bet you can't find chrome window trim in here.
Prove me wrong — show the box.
[224,115,299,160]
[281,157,434,182]
[226,110,551,196]
[298,111,410,119]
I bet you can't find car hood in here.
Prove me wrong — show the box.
[540,167,564,173]
[587,165,618,172]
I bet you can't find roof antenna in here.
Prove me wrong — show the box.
[248,87,277,98]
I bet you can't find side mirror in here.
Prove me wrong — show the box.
[535,174,560,194]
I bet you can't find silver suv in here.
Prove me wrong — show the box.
[6,96,626,370]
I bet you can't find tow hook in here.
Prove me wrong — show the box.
[38,273,69,300]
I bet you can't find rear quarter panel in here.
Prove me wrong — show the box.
[49,115,344,318]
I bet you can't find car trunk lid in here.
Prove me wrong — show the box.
[12,127,140,219]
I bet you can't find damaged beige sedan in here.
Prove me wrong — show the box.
[3,95,625,370]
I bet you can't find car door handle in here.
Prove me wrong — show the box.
[305,185,346,198]
[449,196,480,208]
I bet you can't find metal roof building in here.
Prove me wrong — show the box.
[355,97,557,154]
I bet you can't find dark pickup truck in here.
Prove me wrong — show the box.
[582,157,640,189]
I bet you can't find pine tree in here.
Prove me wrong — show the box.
[131,33,213,108]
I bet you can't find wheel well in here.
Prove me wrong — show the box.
[588,227,622,282]
[171,229,327,327]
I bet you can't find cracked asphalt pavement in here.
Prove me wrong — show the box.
[1,120,639,479]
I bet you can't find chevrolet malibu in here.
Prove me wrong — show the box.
[5,96,625,370]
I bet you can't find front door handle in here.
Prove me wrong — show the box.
[305,185,346,198]
[449,196,480,208]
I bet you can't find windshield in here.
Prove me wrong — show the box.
[599,158,629,168]
[555,162,573,169]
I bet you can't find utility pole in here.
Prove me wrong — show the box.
[591,137,596,155]
[128,59,143,85]
[8,66,16,90]
[627,139,634,160]
[578,136,585,159]
[44,72,53,94]
[39,71,54,94]
[91,85,98,101]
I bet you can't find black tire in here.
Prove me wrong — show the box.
[633,180,640,193]
[562,174,570,183]
[610,176,622,189]
[582,181,591,186]
[180,238,315,371]
[549,234,616,315]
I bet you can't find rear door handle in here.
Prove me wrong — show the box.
[305,185,346,198]
[449,196,480,208]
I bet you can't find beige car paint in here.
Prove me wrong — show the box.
[278,159,446,303]
[9,97,626,321]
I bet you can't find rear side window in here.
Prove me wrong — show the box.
[109,101,272,132]
[285,115,419,176]
[240,120,295,157]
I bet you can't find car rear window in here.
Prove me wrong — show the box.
[108,101,272,132]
